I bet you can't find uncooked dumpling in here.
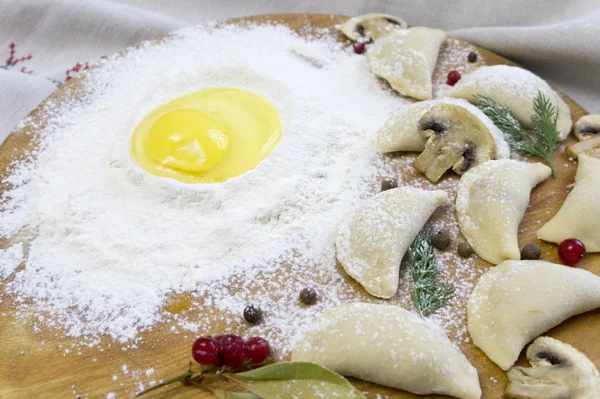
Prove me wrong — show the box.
[377,98,511,159]
[447,65,572,140]
[456,160,551,265]
[292,303,481,399]
[368,27,447,100]
[538,155,600,251]
[336,187,447,298]
[468,260,600,370]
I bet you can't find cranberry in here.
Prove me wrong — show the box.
[191,337,221,365]
[558,238,586,266]
[214,334,247,368]
[446,70,461,86]
[353,41,366,54]
[245,337,272,364]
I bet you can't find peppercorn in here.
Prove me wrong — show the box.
[467,51,478,63]
[430,229,451,251]
[299,288,318,305]
[243,305,262,324]
[381,177,398,192]
[521,243,541,260]
[457,242,473,258]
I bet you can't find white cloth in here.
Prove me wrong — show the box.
[1,0,599,142]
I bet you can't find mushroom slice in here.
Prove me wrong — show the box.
[574,114,600,140]
[292,303,482,399]
[566,134,600,159]
[339,13,408,42]
[413,103,496,182]
[335,187,447,298]
[368,27,447,100]
[506,337,600,399]
[467,260,600,370]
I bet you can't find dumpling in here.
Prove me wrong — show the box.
[456,160,551,264]
[447,65,572,140]
[292,303,481,399]
[336,187,447,298]
[467,260,600,370]
[377,98,511,159]
[368,27,447,101]
[538,154,600,251]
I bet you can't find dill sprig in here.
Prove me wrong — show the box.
[408,228,455,317]
[473,91,560,177]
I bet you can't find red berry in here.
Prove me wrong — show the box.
[353,41,366,54]
[214,334,246,368]
[245,337,272,364]
[558,238,586,266]
[192,337,221,365]
[447,70,461,86]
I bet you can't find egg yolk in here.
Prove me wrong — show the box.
[131,88,281,183]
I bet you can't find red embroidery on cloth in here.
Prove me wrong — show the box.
[65,62,91,81]
[3,42,33,74]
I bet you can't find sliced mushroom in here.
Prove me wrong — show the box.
[574,114,600,140]
[339,13,408,42]
[566,134,600,160]
[413,103,496,183]
[506,336,600,399]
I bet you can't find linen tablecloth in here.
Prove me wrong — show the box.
[1,0,599,142]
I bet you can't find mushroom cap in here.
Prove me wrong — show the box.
[506,336,600,399]
[413,103,496,183]
[339,13,408,42]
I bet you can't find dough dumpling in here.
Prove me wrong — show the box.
[377,97,511,159]
[456,160,551,264]
[293,303,481,399]
[336,187,447,298]
[468,260,600,370]
[538,154,600,251]
[447,65,572,140]
[368,27,447,101]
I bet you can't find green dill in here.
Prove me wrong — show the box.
[473,91,560,177]
[408,228,455,317]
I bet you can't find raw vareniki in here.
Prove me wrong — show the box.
[468,260,600,370]
[456,160,551,264]
[368,27,447,100]
[292,303,482,399]
[336,187,447,298]
[447,65,572,140]
[538,154,600,251]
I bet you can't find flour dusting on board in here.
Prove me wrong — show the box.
[0,22,480,355]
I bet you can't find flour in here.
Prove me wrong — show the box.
[0,24,406,344]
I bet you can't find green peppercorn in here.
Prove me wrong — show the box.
[243,305,262,324]
[381,177,398,192]
[521,243,541,260]
[468,51,478,63]
[299,288,318,305]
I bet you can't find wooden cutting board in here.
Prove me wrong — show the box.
[0,13,597,399]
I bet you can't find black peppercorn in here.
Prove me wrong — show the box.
[381,177,398,192]
[299,287,318,305]
[243,305,262,324]
[457,242,473,258]
[521,243,541,260]
[430,229,451,251]
[468,51,478,63]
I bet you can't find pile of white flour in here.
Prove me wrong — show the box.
[0,23,409,343]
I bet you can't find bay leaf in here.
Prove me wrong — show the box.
[229,362,365,399]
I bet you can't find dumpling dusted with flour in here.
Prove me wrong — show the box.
[538,154,600,251]
[376,98,511,159]
[468,260,600,370]
[336,187,447,298]
[368,27,447,100]
[447,65,572,139]
[456,160,551,265]
[292,303,481,399]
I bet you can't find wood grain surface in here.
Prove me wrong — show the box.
[0,13,597,399]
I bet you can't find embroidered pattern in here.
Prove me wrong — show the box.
[2,42,33,74]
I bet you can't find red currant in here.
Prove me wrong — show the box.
[558,238,586,266]
[245,337,272,364]
[214,334,246,368]
[191,337,221,366]
[446,70,461,86]
[353,41,366,54]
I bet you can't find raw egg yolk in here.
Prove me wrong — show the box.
[131,88,281,183]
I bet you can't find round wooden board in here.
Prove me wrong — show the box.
[0,13,597,399]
